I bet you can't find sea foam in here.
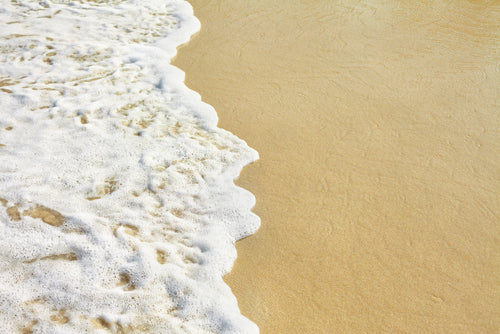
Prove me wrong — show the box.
[0,0,259,333]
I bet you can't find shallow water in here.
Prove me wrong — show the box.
[0,0,258,333]
[175,1,499,332]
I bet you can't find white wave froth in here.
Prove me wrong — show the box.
[0,0,259,333]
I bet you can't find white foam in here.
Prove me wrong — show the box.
[0,0,259,332]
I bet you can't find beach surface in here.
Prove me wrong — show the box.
[174,1,500,333]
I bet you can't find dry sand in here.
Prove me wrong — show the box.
[173,1,500,332]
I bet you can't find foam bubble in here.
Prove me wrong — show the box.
[0,0,259,332]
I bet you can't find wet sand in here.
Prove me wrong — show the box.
[174,1,500,333]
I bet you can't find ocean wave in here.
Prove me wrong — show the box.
[0,0,259,332]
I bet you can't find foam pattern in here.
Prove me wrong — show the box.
[0,0,259,333]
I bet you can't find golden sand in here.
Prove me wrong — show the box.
[174,1,500,332]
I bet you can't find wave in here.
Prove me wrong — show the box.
[0,0,259,333]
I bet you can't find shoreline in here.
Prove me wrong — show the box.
[174,1,500,332]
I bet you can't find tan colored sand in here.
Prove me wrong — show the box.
[174,1,500,332]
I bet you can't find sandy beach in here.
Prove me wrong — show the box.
[174,1,500,332]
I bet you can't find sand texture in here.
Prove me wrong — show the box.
[174,1,500,333]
